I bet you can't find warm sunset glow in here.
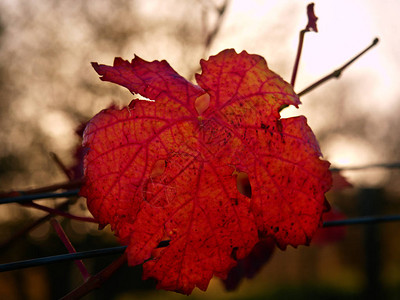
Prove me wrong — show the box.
[1,1,400,298]
[323,135,390,186]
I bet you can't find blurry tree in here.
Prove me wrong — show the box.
[0,0,226,192]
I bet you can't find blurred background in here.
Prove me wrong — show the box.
[1,0,400,299]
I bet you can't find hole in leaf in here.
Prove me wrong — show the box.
[157,240,170,248]
[236,172,252,198]
[150,159,166,178]
[195,93,210,115]
[151,232,171,259]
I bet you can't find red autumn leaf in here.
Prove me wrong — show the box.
[81,49,331,294]
[331,170,353,190]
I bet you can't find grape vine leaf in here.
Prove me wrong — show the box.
[331,170,353,190]
[81,49,332,294]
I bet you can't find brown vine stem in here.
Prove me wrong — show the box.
[0,202,66,250]
[298,37,379,97]
[0,200,70,250]
[22,201,96,223]
[50,218,91,281]
[291,3,318,88]
[279,3,317,112]
[291,29,307,88]
[61,253,127,300]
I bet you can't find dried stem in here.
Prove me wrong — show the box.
[61,254,127,300]
[0,201,70,250]
[291,29,307,88]
[50,218,91,281]
[291,3,318,88]
[22,201,96,223]
[0,189,92,251]
[298,38,379,97]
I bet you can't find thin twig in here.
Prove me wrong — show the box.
[61,254,127,300]
[298,38,379,97]
[0,201,70,250]
[0,197,93,251]
[291,3,318,88]
[22,201,96,223]
[291,29,307,88]
[50,218,91,281]
[279,3,317,112]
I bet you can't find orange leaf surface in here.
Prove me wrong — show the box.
[81,49,332,294]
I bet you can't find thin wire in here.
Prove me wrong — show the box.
[1,215,400,273]
[0,240,170,272]
[0,246,127,272]
[0,189,80,204]
[323,214,400,227]
[1,161,400,205]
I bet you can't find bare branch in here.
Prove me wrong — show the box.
[291,3,318,88]
[298,38,379,97]
[61,254,127,300]
[50,218,91,281]
[21,201,96,223]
